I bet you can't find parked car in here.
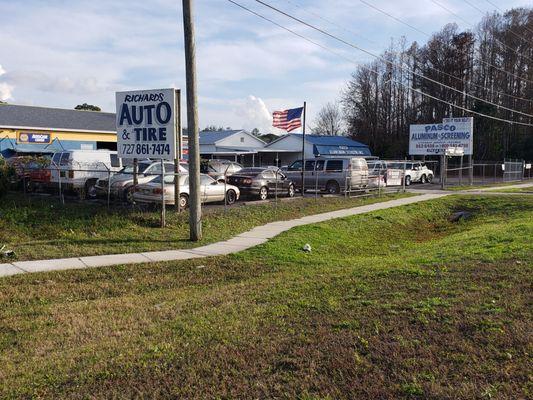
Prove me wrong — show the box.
[226,167,295,200]
[284,157,369,194]
[5,155,50,188]
[200,160,243,181]
[133,173,240,208]
[95,159,188,202]
[387,161,433,185]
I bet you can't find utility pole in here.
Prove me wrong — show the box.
[301,102,306,197]
[182,0,202,240]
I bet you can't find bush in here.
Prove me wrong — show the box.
[0,158,15,198]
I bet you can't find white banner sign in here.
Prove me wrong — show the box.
[116,88,177,159]
[409,117,473,155]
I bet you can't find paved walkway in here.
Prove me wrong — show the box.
[0,193,448,277]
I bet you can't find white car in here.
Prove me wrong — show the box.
[95,159,188,202]
[133,173,240,208]
[402,162,434,185]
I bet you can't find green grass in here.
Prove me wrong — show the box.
[0,191,411,261]
[0,195,531,399]
[447,181,531,191]
[487,185,533,193]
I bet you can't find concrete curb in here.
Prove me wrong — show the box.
[0,193,448,277]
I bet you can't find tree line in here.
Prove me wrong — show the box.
[325,7,532,160]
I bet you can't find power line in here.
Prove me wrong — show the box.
[291,0,532,105]
[280,0,378,45]
[430,0,533,63]
[358,0,533,86]
[483,0,533,36]
[253,0,533,119]
[461,0,533,46]
[225,0,533,127]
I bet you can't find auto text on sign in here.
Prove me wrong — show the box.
[116,88,177,160]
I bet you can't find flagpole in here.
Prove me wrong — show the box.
[301,101,306,197]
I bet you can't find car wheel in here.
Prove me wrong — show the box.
[85,180,98,199]
[427,174,433,183]
[405,175,411,186]
[326,180,340,194]
[179,194,189,209]
[420,174,427,184]
[226,189,236,205]
[124,186,135,204]
[288,184,295,198]
[259,186,268,200]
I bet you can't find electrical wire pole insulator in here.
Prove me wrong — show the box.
[182,0,202,241]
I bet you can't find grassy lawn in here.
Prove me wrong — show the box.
[0,191,411,261]
[487,186,533,193]
[446,180,532,191]
[0,195,531,399]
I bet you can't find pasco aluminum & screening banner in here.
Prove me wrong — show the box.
[409,117,473,155]
[116,88,177,160]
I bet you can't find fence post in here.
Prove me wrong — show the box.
[107,167,111,209]
[22,167,27,200]
[160,159,166,228]
[402,158,406,193]
[314,166,319,201]
[459,155,463,185]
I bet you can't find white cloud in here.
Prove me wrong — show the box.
[0,64,14,101]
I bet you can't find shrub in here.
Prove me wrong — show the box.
[0,158,15,198]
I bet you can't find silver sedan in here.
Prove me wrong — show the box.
[133,173,240,208]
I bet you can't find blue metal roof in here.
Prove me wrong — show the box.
[199,130,243,145]
[290,134,369,148]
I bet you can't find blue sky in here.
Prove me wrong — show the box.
[0,0,530,133]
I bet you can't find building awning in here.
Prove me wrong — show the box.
[313,144,371,157]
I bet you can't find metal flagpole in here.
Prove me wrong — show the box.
[301,102,306,197]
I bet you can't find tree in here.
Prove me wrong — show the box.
[251,128,260,136]
[201,125,225,132]
[312,102,343,135]
[75,103,101,111]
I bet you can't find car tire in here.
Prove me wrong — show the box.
[259,186,268,200]
[420,174,427,184]
[427,174,433,183]
[326,180,340,194]
[179,194,189,209]
[405,175,411,186]
[288,184,295,198]
[124,186,135,204]
[85,180,98,199]
[226,189,237,205]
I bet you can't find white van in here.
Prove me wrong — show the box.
[49,150,127,198]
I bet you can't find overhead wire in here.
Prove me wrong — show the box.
[357,0,533,86]
[225,0,533,127]
[430,0,533,63]
[288,0,532,105]
[253,0,533,119]
[483,0,533,36]
[461,0,533,46]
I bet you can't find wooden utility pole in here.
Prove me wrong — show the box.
[182,0,202,240]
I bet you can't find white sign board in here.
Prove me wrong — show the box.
[116,88,177,159]
[409,117,473,155]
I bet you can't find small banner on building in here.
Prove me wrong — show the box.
[17,132,52,144]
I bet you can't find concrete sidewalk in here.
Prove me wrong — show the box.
[0,193,448,277]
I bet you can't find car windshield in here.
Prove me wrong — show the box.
[120,163,151,174]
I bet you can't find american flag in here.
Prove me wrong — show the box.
[272,107,303,132]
